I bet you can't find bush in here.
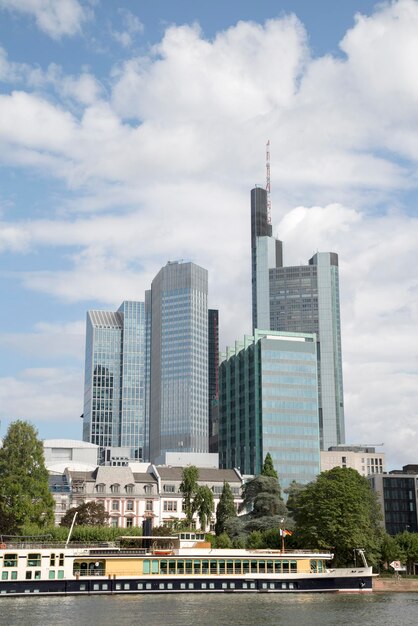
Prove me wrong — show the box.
[215,532,233,548]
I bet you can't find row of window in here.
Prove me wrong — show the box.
[140,558,320,576]
[1,570,65,580]
[2,553,65,568]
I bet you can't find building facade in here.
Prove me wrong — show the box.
[369,466,418,535]
[208,308,220,453]
[321,445,385,477]
[251,186,345,450]
[49,464,244,530]
[148,261,209,462]
[83,301,147,465]
[218,329,320,491]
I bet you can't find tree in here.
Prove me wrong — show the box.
[240,475,286,517]
[60,501,109,527]
[261,453,278,479]
[192,485,214,531]
[179,465,199,526]
[215,482,236,536]
[0,421,54,534]
[292,467,382,566]
[284,481,307,518]
[394,531,418,575]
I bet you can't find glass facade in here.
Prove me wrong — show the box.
[219,330,320,490]
[83,303,146,464]
[149,261,209,462]
[251,187,345,450]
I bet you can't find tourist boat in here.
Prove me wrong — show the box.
[0,532,374,596]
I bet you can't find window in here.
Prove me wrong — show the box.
[50,554,56,567]
[4,554,17,567]
[126,518,133,528]
[112,500,120,511]
[145,500,153,512]
[163,484,175,493]
[125,484,134,494]
[144,485,153,494]
[163,500,177,512]
[96,484,105,493]
[59,553,64,567]
[111,484,120,494]
[27,553,41,567]
[126,500,134,511]
[1,572,8,580]
[110,518,118,527]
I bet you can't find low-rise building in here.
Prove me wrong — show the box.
[369,465,418,535]
[321,445,385,477]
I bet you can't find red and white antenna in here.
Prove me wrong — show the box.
[266,139,271,224]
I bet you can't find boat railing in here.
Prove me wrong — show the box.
[0,541,118,550]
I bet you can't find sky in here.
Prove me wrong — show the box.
[0,0,417,470]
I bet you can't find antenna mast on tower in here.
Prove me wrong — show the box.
[266,139,271,224]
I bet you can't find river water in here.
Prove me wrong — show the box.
[2,593,418,626]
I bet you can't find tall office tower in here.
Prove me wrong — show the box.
[148,261,209,462]
[219,330,320,490]
[83,301,147,465]
[251,187,345,450]
[208,309,219,453]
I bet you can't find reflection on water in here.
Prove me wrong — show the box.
[2,593,418,626]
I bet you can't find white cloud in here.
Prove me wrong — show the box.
[0,321,85,360]
[111,8,144,48]
[1,2,418,466]
[0,0,90,39]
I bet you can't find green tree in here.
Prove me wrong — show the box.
[261,453,278,479]
[60,501,109,527]
[215,482,236,536]
[179,465,199,526]
[394,531,418,575]
[192,485,214,531]
[0,421,54,534]
[292,467,382,566]
[240,475,286,517]
[284,481,306,517]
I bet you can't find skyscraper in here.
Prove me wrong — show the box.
[83,301,147,464]
[219,329,320,489]
[148,261,209,462]
[208,308,220,453]
[251,187,345,450]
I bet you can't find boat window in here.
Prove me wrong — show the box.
[35,571,41,580]
[274,561,282,573]
[266,560,274,574]
[188,583,194,589]
[49,571,55,579]
[234,560,242,574]
[227,560,234,574]
[258,560,266,574]
[193,560,201,575]
[50,554,56,567]
[317,560,324,573]
[218,560,225,574]
[250,560,258,574]
[202,560,209,574]
[210,560,217,574]
[160,560,168,574]
[177,560,184,574]
[25,571,32,579]
[185,560,193,574]
[143,560,150,574]
[290,560,297,573]
[243,560,250,574]
[59,553,64,567]
[169,560,176,575]
[11,572,17,580]
[282,560,289,573]
[151,560,159,574]
[58,571,64,579]
[4,554,17,567]
[310,560,317,573]
[27,553,41,567]
[1,572,8,580]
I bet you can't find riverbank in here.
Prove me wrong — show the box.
[373,576,418,592]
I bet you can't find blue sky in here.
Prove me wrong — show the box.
[1,0,418,469]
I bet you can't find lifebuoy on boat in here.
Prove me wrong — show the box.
[0,543,6,549]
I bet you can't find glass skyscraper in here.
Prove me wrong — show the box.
[251,187,345,450]
[148,261,209,462]
[83,301,146,464]
[219,330,320,490]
